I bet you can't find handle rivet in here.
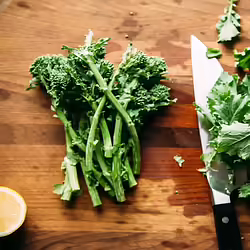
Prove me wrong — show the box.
[222,216,229,224]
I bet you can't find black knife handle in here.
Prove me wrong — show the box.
[213,203,243,250]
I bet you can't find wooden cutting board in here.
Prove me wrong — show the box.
[0,0,250,249]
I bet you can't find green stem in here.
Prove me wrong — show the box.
[64,129,80,191]
[124,157,137,188]
[65,163,80,192]
[95,141,113,188]
[91,102,112,158]
[86,97,115,197]
[228,0,234,17]
[61,172,73,201]
[80,160,102,207]
[57,98,113,198]
[57,110,86,152]
[113,102,128,146]
[112,99,137,194]
[108,68,119,90]
[111,101,130,202]
[86,96,106,172]
[227,0,236,22]
[92,167,115,197]
[112,151,126,202]
[86,56,141,174]
[100,116,113,158]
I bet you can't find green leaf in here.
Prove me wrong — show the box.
[218,18,240,42]
[206,48,222,59]
[211,94,249,125]
[206,72,249,126]
[239,183,250,198]
[216,0,240,43]
[234,48,250,72]
[173,155,185,167]
[216,122,250,160]
[208,72,238,102]
[244,113,250,122]
[194,103,214,128]
[238,74,250,95]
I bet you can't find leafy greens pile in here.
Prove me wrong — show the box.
[27,31,174,206]
[216,0,240,43]
[196,71,250,198]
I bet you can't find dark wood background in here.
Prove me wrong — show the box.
[0,0,250,249]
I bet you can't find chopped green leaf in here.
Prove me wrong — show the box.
[239,184,250,198]
[234,48,250,72]
[206,48,222,59]
[244,113,250,122]
[174,155,185,167]
[216,0,240,43]
[239,74,250,96]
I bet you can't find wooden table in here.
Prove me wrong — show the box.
[0,0,250,249]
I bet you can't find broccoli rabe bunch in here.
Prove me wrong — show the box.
[28,30,174,206]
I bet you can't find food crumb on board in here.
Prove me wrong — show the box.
[125,34,129,38]
[173,155,185,167]
[175,191,179,194]
[129,11,135,16]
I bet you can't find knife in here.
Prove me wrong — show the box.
[191,35,245,250]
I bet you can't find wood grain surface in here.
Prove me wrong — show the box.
[0,0,250,249]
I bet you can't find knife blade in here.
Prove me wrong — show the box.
[191,35,243,250]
